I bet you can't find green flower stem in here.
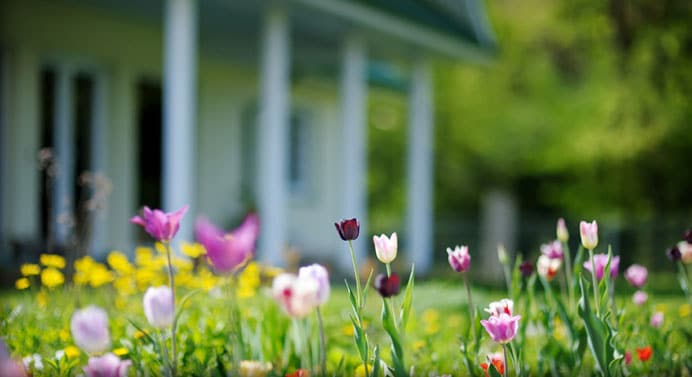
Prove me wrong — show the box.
[588,248,600,316]
[164,241,177,377]
[677,261,691,301]
[463,273,476,341]
[502,343,509,377]
[386,263,392,278]
[562,243,574,312]
[316,306,327,377]
[348,240,362,308]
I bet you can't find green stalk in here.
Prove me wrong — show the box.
[463,273,476,341]
[562,243,574,312]
[348,240,362,308]
[588,248,600,316]
[502,343,509,377]
[316,307,327,377]
[164,241,177,377]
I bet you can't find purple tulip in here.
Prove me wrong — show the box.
[83,353,131,377]
[373,272,401,298]
[632,290,648,305]
[519,261,534,278]
[583,253,619,281]
[334,218,360,241]
[130,205,189,242]
[447,245,471,273]
[541,240,564,260]
[298,264,330,305]
[624,264,648,288]
[579,220,598,250]
[667,245,682,262]
[481,313,521,344]
[143,286,174,328]
[195,214,259,274]
[70,306,111,354]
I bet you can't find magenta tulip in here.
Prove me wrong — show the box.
[83,353,131,377]
[624,264,648,288]
[632,290,648,305]
[447,245,471,273]
[130,205,188,242]
[541,240,564,260]
[583,253,619,280]
[195,214,259,274]
[481,313,521,344]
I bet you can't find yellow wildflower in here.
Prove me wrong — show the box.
[41,267,64,288]
[135,247,154,266]
[422,308,439,323]
[679,304,691,318]
[37,290,47,307]
[355,364,378,377]
[655,303,666,312]
[15,278,30,290]
[64,346,80,359]
[20,263,41,276]
[424,322,439,335]
[134,330,149,339]
[74,255,96,271]
[113,347,128,356]
[181,242,205,258]
[89,263,115,288]
[341,324,355,336]
[172,257,194,271]
[107,251,134,274]
[155,242,167,254]
[40,254,66,269]
[113,276,135,296]
[59,329,70,342]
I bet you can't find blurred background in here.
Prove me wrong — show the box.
[0,0,690,286]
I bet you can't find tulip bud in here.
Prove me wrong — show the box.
[143,286,174,328]
[650,312,664,328]
[373,233,397,264]
[447,245,471,273]
[298,264,330,306]
[70,306,111,354]
[373,272,401,298]
[579,220,598,250]
[519,261,534,278]
[335,218,360,241]
[557,218,569,243]
[632,290,648,305]
[497,244,508,265]
[667,245,682,262]
[624,264,648,288]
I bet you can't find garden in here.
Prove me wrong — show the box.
[1,207,691,376]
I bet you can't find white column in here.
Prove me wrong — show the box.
[407,58,434,275]
[339,35,368,271]
[162,0,198,243]
[257,5,290,265]
[53,65,76,247]
[89,72,108,258]
[107,67,136,253]
[2,47,41,258]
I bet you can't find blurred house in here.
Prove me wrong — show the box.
[0,0,494,273]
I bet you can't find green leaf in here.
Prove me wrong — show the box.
[573,246,585,278]
[345,280,360,322]
[174,288,202,325]
[351,315,368,364]
[578,275,610,376]
[362,268,374,309]
[381,299,406,377]
[371,345,381,377]
[400,265,415,330]
[488,360,503,377]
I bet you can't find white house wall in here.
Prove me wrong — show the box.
[1,0,345,261]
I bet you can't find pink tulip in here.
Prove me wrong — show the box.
[650,312,664,328]
[272,273,319,318]
[0,340,27,377]
[143,286,174,328]
[83,353,131,377]
[130,205,188,242]
[557,218,569,243]
[541,240,564,260]
[195,214,259,274]
[485,299,514,316]
[298,264,330,306]
[624,264,648,288]
[447,245,471,273]
[632,290,648,305]
[373,233,398,264]
[480,313,521,344]
[70,306,111,354]
[579,220,598,250]
[678,241,692,264]
[583,253,619,281]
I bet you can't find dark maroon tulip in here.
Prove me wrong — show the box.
[667,246,682,262]
[335,218,360,241]
[684,229,692,244]
[519,261,534,278]
[374,272,401,298]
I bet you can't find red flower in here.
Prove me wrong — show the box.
[374,272,401,298]
[636,346,652,362]
[286,369,309,377]
[480,353,504,377]
[335,218,360,241]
